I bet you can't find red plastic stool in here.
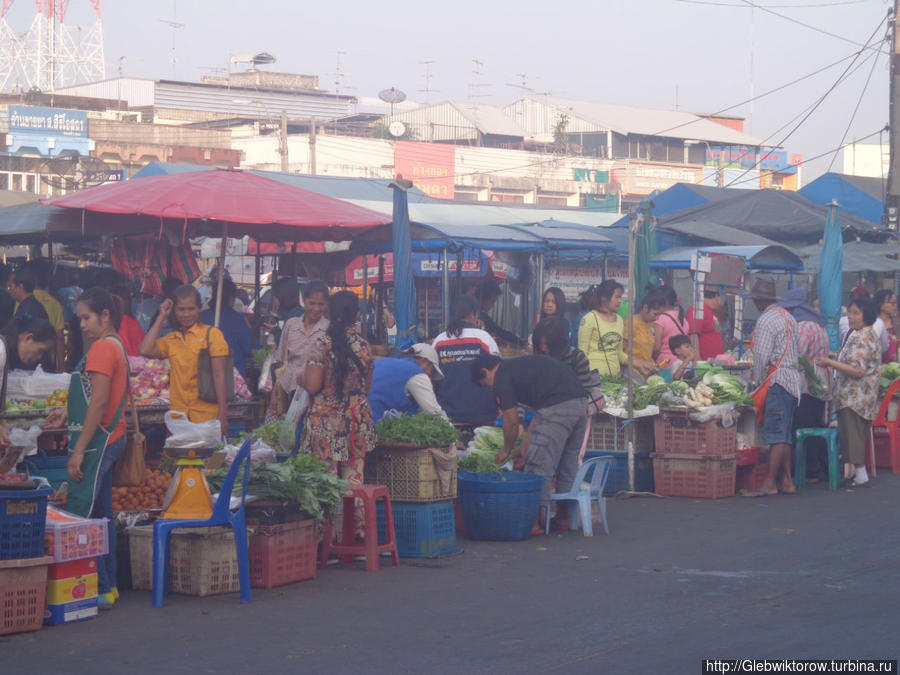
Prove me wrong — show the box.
[319,485,400,572]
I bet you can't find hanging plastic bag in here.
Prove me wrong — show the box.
[279,388,310,453]
[163,411,222,449]
[257,351,276,394]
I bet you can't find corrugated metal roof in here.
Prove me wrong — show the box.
[506,97,763,146]
[388,101,526,139]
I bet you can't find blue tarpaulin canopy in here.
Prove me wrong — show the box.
[799,173,884,225]
[650,245,803,271]
[610,183,743,227]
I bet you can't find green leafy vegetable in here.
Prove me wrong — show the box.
[799,356,827,399]
[376,413,461,448]
[459,426,522,472]
[252,347,271,369]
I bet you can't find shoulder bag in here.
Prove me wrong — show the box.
[749,310,792,424]
[198,325,235,403]
[111,339,146,487]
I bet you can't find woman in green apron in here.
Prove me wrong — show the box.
[45,288,129,610]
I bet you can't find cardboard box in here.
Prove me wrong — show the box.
[46,573,97,605]
[47,557,96,581]
[44,597,98,625]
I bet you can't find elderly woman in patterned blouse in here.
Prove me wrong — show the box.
[819,297,881,488]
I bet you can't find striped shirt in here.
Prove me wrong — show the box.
[752,306,803,400]
[796,320,830,399]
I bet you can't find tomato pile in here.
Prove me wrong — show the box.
[112,469,173,512]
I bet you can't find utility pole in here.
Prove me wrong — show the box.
[279,109,288,172]
[887,3,900,230]
[309,117,317,175]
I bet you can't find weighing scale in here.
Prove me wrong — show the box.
[160,447,216,520]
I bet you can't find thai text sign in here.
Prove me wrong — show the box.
[394,141,455,199]
[9,105,88,138]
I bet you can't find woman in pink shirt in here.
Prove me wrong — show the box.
[654,286,688,368]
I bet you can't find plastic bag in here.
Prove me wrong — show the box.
[7,425,43,462]
[257,351,276,394]
[163,411,222,449]
[687,402,738,425]
[279,388,309,453]
[222,438,277,465]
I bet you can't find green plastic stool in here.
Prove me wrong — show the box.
[794,428,840,491]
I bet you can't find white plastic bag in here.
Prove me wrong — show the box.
[279,388,309,452]
[257,351,276,393]
[163,411,222,449]
[222,438,277,465]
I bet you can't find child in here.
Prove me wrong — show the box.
[669,335,697,381]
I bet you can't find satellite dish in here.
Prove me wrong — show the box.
[389,121,406,138]
[40,153,115,191]
[252,52,276,66]
[378,88,407,104]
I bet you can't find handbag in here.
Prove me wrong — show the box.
[198,325,235,403]
[749,310,792,424]
[112,341,146,487]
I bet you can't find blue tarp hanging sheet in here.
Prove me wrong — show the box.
[818,205,843,351]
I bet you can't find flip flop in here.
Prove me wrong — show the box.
[530,525,546,536]
[739,489,773,498]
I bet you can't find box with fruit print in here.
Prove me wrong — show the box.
[46,572,97,604]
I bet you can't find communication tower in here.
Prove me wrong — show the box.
[0,0,105,92]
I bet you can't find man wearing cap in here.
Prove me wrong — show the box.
[368,344,448,424]
[748,278,804,496]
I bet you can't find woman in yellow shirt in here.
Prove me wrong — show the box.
[140,285,231,438]
[623,291,665,378]
[578,280,627,378]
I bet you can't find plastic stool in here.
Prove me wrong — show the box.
[794,428,840,491]
[319,485,400,572]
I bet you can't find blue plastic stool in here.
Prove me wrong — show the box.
[544,456,613,537]
[151,436,254,607]
[794,428,840,491]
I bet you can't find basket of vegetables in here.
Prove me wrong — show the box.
[367,414,461,502]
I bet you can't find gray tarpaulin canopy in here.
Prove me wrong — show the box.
[0,201,125,243]
[796,241,900,273]
[650,245,803,271]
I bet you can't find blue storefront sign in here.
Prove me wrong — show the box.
[9,105,87,137]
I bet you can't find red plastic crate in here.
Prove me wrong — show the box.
[873,431,894,469]
[651,453,737,499]
[653,411,737,455]
[736,446,760,467]
[249,519,317,590]
[736,448,771,491]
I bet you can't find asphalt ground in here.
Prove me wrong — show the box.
[6,473,900,675]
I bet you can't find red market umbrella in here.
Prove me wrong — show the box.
[44,168,390,241]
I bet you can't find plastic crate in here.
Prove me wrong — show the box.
[653,411,737,455]
[736,446,760,467]
[364,444,457,503]
[587,415,655,453]
[736,448,771,491]
[0,555,53,635]
[248,519,317,589]
[873,431,894,469]
[376,500,458,558]
[651,453,737,499]
[457,471,544,541]
[127,526,241,597]
[44,518,108,563]
[24,450,69,490]
[583,451,654,494]
[0,487,52,561]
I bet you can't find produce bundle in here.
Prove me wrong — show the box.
[112,469,173,512]
[376,413,461,448]
[4,388,69,412]
[881,363,900,394]
[127,356,252,401]
[628,372,751,410]
[800,356,828,399]
[206,453,347,519]
[459,426,522,472]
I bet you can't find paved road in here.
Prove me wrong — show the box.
[6,475,900,674]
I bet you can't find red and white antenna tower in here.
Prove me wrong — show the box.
[0,0,105,92]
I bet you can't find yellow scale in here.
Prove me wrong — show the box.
[161,448,214,520]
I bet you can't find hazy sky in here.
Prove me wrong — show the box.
[6,0,893,180]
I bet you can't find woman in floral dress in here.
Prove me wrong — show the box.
[819,297,881,488]
[301,290,375,487]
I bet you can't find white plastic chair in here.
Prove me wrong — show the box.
[544,456,613,537]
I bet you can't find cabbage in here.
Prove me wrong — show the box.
[646,375,667,387]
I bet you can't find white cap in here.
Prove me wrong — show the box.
[405,343,444,380]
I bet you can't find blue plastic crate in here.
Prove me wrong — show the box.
[0,487,52,560]
[376,500,459,558]
[24,450,69,490]
[584,451,653,494]
[457,471,543,542]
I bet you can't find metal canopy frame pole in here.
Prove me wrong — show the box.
[626,211,638,492]
[442,248,450,328]
[214,222,228,328]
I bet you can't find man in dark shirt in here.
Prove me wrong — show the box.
[472,353,588,533]
[9,266,49,322]
[474,280,524,348]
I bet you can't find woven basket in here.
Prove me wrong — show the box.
[364,444,457,502]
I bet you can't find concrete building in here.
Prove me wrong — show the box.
[842,142,888,178]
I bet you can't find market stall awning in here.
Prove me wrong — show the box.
[0,201,117,243]
[796,241,900,273]
[44,168,392,241]
[650,245,803,271]
[799,172,884,225]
